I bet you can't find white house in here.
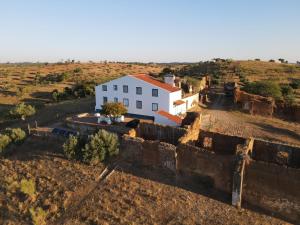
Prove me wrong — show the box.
[95,74,199,126]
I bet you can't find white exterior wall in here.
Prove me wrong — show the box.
[182,93,199,110]
[95,76,171,117]
[168,91,182,115]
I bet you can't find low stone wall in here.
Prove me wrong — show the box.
[252,139,300,168]
[135,122,187,145]
[197,130,246,155]
[234,88,274,117]
[176,143,235,193]
[65,117,132,135]
[121,135,176,172]
[243,160,300,222]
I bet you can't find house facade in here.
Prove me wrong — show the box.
[95,74,199,126]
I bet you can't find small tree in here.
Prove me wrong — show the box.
[9,103,36,120]
[4,128,26,144]
[83,129,119,165]
[101,102,127,121]
[63,135,79,160]
[0,134,11,154]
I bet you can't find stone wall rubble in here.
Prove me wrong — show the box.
[120,113,300,223]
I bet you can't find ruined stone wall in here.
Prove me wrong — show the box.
[179,112,202,144]
[121,135,176,172]
[252,139,300,168]
[243,161,300,222]
[197,130,246,155]
[234,89,274,117]
[176,143,235,193]
[136,122,187,145]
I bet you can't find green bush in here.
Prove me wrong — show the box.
[9,103,36,119]
[0,134,11,154]
[242,81,282,100]
[20,178,36,198]
[63,135,79,160]
[290,79,300,89]
[30,207,48,225]
[4,128,26,144]
[83,129,119,165]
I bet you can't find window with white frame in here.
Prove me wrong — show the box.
[136,100,142,109]
[123,98,129,107]
[113,85,118,91]
[114,97,118,102]
[152,103,158,111]
[102,85,107,91]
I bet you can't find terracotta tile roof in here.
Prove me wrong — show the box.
[130,74,181,92]
[156,110,182,125]
[173,100,185,106]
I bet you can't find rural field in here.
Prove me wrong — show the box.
[0,135,291,225]
[0,60,299,224]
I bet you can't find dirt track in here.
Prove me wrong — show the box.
[201,91,300,146]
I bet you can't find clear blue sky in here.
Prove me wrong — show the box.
[0,0,299,63]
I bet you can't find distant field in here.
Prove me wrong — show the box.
[0,62,163,106]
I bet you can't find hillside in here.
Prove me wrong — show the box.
[0,62,163,123]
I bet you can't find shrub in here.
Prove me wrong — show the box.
[101,102,127,121]
[83,129,119,165]
[20,178,36,198]
[290,79,300,89]
[242,81,282,100]
[4,128,26,144]
[0,134,11,154]
[73,67,82,73]
[281,85,294,96]
[30,207,48,225]
[63,135,79,160]
[9,103,36,120]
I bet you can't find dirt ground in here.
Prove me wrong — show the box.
[0,135,291,225]
[201,89,300,146]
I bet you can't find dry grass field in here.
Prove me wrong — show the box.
[0,136,291,225]
[0,62,163,105]
[0,62,164,124]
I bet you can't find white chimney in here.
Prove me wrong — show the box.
[164,74,175,87]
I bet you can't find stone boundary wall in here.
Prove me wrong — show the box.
[252,139,300,168]
[197,130,246,155]
[65,117,132,135]
[121,134,176,172]
[176,143,235,193]
[243,160,300,222]
[120,120,300,223]
[135,122,187,145]
[234,88,275,117]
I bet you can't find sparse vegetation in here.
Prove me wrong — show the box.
[20,178,36,198]
[9,103,36,120]
[0,134,11,154]
[29,207,48,225]
[63,135,83,160]
[83,129,119,165]
[242,81,282,100]
[4,128,26,144]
